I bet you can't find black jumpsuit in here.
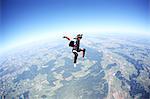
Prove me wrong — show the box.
[72,38,85,63]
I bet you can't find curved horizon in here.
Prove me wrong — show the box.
[0,0,149,52]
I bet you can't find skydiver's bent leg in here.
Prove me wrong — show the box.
[78,48,86,58]
[82,48,86,58]
[72,50,78,64]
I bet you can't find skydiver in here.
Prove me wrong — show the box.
[63,34,86,67]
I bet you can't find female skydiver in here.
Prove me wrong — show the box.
[63,34,86,67]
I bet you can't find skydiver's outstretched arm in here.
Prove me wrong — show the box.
[63,36,71,41]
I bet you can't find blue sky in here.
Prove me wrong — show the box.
[0,0,149,51]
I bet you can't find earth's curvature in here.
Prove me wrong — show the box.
[0,34,150,99]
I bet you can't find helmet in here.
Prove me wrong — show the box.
[77,34,83,39]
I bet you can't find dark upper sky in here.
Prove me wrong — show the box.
[0,0,149,51]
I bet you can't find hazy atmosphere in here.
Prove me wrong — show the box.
[1,0,149,51]
[0,0,150,99]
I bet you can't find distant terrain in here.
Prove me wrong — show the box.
[0,34,150,99]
